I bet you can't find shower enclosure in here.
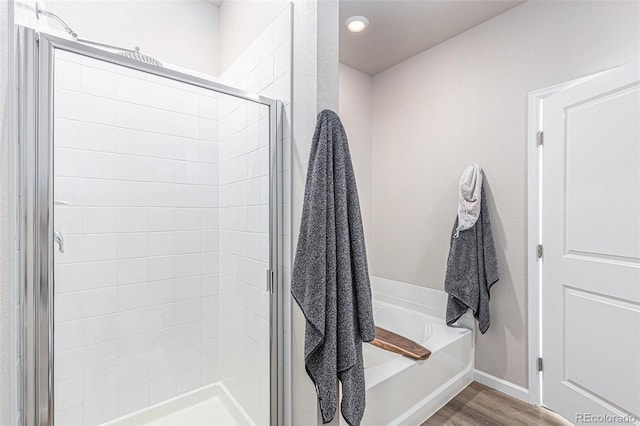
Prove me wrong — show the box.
[17,27,283,425]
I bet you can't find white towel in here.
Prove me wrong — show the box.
[455,164,483,238]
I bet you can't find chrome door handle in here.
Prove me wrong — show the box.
[54,230,65,253]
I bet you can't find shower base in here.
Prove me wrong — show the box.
[104,383,253,426]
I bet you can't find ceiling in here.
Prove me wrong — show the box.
[340,0,524,75]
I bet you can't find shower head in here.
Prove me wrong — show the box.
[35,3,78,39]
[36,3,163,68]
[116,47,162,67]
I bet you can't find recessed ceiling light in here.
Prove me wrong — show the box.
[345,16,369,33]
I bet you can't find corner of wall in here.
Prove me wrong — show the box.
[291,1,339,425]
[337,63,373,266]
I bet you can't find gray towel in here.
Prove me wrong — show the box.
[291,110,375,426]
[445,186,499,334]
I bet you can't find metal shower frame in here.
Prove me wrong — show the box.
[16,26,284,426]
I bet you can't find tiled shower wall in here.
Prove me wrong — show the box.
[217,95,271,425]
[50,4,291,425]
[53,51,221,425]
[218,3,292,425]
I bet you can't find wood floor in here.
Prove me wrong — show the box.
[422,382,571,426]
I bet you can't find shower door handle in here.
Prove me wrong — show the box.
[54,230,65,253]
[266,269,274,293]
[54,200,69,253]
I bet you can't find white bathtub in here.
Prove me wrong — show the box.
[354,278,475,425]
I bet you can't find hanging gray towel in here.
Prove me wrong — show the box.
[445,185,499,334]
[291,110,375,426]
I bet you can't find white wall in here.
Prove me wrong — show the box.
[369,0,640,388]
[51,50,221,425]
[218,0,289,75]
[338,63,373,246]
[0,1,14,424]
[41,0,220,76]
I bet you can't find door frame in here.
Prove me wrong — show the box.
[526,69,618,408]
[16,26,284,425]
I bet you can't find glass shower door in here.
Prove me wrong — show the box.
[49,45,274,426]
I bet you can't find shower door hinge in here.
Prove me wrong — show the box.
[536,244,543,259]
[537,357,544,372]
[537,130,544,146]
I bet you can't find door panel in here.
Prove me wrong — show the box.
[565,288,640,414]
[51,48,273,425]
[542,62,640,424]
[565,86,640,261]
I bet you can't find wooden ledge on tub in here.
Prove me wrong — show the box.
[370,326,432,361]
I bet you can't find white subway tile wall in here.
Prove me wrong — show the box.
[52,3,292,425]
[218,4,292,426]
[53,50,222,425]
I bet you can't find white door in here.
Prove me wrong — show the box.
[542,62,640,425]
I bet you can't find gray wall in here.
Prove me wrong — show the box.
[369,0,640,388]
[338,63,373,246]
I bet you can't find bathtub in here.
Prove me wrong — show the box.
[353,278,474,425]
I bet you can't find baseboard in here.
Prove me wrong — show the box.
[473,369,530,404]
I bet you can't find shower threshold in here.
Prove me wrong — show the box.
[103,383,254,426]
